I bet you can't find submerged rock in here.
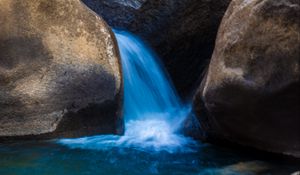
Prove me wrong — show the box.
[201,161,271,175]
[82,0,231,97]
[0,0,123,139]
[193,0,300,157]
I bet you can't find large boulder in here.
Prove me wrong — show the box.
[82,0,231,97]
[193,0,300,157]
[0,0,123,140]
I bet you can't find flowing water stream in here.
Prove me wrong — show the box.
[0,30,298,175]
[58,30,196,153]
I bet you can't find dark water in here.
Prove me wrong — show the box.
[0,141,298,175]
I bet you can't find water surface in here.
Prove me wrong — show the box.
[0,141,298,175]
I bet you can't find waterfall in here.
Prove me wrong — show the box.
[116,30,187,128]
[58,30,196,153]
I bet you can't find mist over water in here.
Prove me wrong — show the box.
[58,30,196,153]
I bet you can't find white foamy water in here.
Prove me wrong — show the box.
[58,30,197,153]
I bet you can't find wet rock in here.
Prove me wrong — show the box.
[0,0,123,140]
[82,0,231,97]
[200,161,270,175]
[193,0,300,157]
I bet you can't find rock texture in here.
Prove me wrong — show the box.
[0,0,123,139]
[82,0,231,97]
[194,0,300,158]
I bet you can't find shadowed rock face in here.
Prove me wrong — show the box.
[193,0,300,158]
[0,0,123,139]
[82,0,231,98]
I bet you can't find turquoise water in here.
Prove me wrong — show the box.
[0,31,298,174]
[0,141,298,175]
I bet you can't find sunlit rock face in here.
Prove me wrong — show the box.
[193,0,300,157]
[81,0,231,98]
[0,0,123,139]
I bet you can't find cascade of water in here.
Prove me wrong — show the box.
[58,30,196,153]
[115,30,186,127]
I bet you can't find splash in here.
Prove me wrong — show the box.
[58,30,197,153]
